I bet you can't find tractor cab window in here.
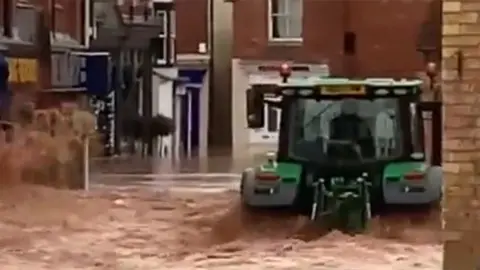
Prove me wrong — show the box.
[410,102,431,162]
[410,102,425,153]
[289,98,403,163]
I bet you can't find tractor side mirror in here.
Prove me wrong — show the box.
[246,88,264,128]
[266,151,277,164]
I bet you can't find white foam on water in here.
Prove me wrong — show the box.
[93,173,241,193]
[97,173,242,179]
[167,187,238,193]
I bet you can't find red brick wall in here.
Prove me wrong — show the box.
[175,0,208,54]
[233,0,437,77]
[0,0,86,108]
[348,0,430,77]
[0,2,4,27]
[442,2,480,267]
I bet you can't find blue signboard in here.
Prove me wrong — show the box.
[178,69,206,87]
[75,52,114,156]
[85,53,111,96]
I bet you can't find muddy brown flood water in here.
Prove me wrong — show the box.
[0,181,442,270]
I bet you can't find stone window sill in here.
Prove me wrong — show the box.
[267,39,303,47]
[16,0,34,8]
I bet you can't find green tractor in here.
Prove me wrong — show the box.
[240,71,442,235]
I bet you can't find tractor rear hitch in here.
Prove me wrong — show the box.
[310,177,371,235]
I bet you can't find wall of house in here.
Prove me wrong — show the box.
[0,2,4,26]
[35,0,87,108]
[210,0,233,150]
[232,0,437,77]
[175,0,208,55]
[441,1,480,268]
[175,0,233,152]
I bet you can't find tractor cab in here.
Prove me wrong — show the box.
[241,64,443,233]
[246,75,442,168]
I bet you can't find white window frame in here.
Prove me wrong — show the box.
[268,0,303,42]
[170,10,175,63]
[155,10,167,65]
[155,10,175,65]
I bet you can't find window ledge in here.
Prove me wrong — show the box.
[0,36,34,46]
[16,2,34,9]
[267,39,303,47]
[16,0,34,8]
[55,3,64,10]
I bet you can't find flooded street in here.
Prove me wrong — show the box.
[0,157,442,269]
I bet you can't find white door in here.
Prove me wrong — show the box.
[249,102,281,144]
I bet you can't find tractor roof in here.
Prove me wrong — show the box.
[252,77,424,98]
[276,77,423,88]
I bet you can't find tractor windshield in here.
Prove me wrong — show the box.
[288,97,403,163]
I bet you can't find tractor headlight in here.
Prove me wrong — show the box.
[298,89,313,96]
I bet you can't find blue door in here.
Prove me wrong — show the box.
[180,87,200,156]
[178,69,206,157]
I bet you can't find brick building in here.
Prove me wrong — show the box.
[231,0,442,156]
[175,0,234,153]
[115,0,229,155]
[441,1,480,269]
[175,0,211,157]
[175,0,208,56]
[1,0,88,107]
[94,0,212,158]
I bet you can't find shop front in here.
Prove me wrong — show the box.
[0,38,39,119]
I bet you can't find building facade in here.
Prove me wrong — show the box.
[90,0,176,156]
[175,0,211,158]
[175,0,234,156]
[231,0,441,157]
[0,0,89,109]
[98,0,213,159]
[441,1,480,268]
[90,0,214,159]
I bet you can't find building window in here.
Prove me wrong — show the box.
[153,9,175,66]
[14,4,36,42]
[154,10,167,65]
[268,0,303,41]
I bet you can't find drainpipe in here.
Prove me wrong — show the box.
[207,0,214,148]
[113,32,127,155]
[342,0,353,77]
